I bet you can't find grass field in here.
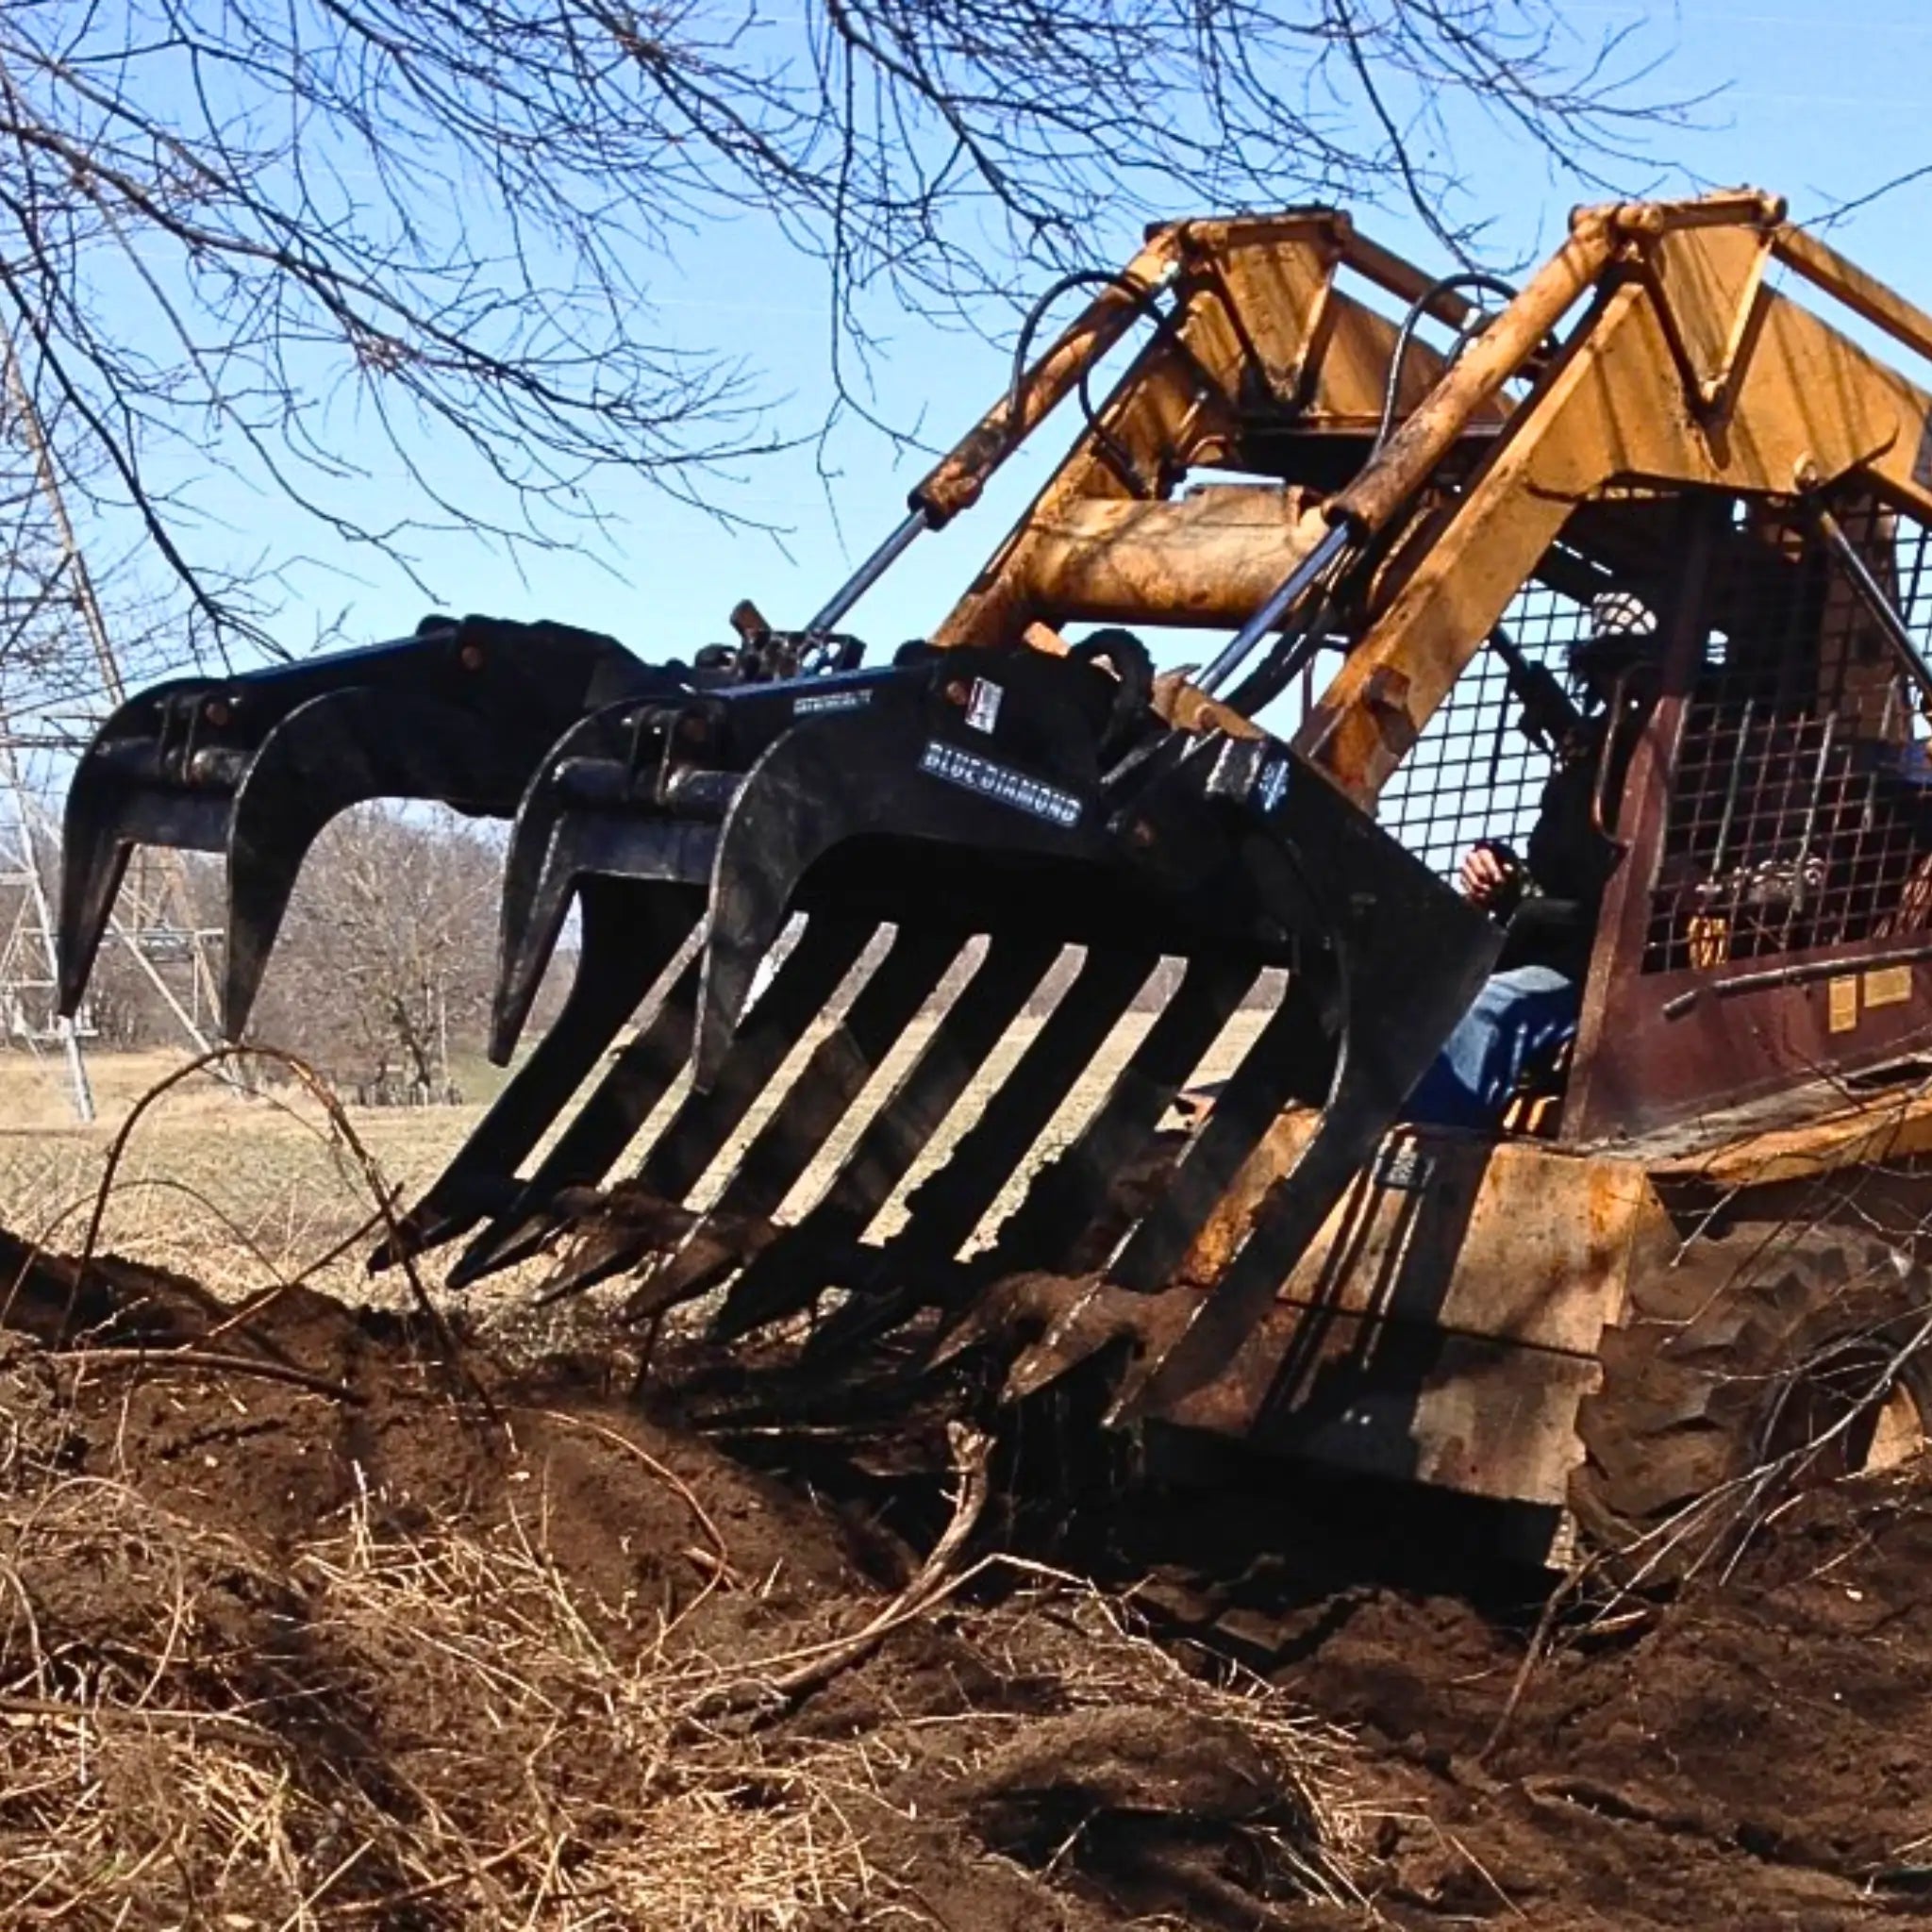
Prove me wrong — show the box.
[0,1013,1272,1311]
[0,1048,488,1302]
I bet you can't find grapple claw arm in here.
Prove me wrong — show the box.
[58,615,661,1027]
[490,698,724,1061]
[488,675,896,1060]
[225,684,557,1037]
[691,651,1120,1090]
[59,680,238,1013]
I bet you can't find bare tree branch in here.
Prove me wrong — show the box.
[0,0,1693,654]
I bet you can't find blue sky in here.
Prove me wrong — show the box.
[156,1,1932,677]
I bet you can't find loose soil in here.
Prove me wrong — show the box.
[3,1224,1930,1927]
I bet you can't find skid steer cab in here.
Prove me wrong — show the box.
[63,192,1932,1570]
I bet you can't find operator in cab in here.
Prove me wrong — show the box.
[1405,593,1659,1129]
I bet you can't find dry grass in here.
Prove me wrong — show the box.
[0,1472,882,1926]
[1,1050,487,1304]
[0,1014,1273,1310]
[0,1394,1364,1928]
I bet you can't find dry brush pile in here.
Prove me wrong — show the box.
[0,1226,1369,1931]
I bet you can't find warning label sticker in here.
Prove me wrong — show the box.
[965,676,1004,733]
[792,687,872,718]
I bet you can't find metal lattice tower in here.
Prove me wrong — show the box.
[0,724,92,1118]
[0,330,221,1119]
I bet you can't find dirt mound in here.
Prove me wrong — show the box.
[0,1234,1361,1928]
[8,1227,1932,1928]
[1253,1474,1932,1926]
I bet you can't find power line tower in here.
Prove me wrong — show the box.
[0,331,221,1119]
[0,724,92,1119]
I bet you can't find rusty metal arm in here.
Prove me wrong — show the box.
[1294,195,1932,803]
[798,237,1185,639]
[912,233,1183,526]
[1183,212,1616,724]
[1323,208,1615,538]
[934,218,1524,649]
[1774,222,1932,375]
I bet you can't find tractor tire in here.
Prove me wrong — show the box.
[1569,1222,1932,1580]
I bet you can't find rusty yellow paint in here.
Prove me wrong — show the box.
[1178,1108,1655,1357]
[1829,975,1860,1033]
[1014,487,1324,628]
[1652,1082,1932,1189]
[1298,210,1932,802]
[1152,1305,1602,1507]
[915,228,1183,525]
[861,192,1932,1515]
[931,213,1508,650]
[1866,964,1914,1008]
[1774,220,1932,374]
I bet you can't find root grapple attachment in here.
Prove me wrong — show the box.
[69,192,1932,1534]
[427,636,1499,1410]
[58,613,693,1036]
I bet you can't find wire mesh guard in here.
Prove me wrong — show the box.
[1643,495,1932,974]
[1375,580,1591,880]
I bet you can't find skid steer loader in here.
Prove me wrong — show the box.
[64,190,1932,1570]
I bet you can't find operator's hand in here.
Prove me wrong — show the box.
[1458,841,1521,908]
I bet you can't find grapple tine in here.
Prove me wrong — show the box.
[520,919,968,1313]
[225,687,542,1037]
[369,881,697,1270]
[710,929,1060,1343]
[492,704,621,1060]
[58,688,232,1012]
[976,950,1259,1278]
[699,921,967,1220]
[630,915,878,1202]
[1113,748,1501,1420]
[1004,1280,1193,1404]
[453,914,870,1289]
[689,732,848,1095]
[929,1269,1091,1369]
[491,700,725,1061]
[1105,977,1332,1294]
[802,942,1158,1359]
[447,948,704,1291]
[580,920,966,1322]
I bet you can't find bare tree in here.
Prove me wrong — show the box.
[248,806,508,1097]
[0,0,1690,658]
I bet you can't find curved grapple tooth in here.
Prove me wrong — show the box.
[490,700,720,1063]
[926,1270,1187,1402]
[525,1183,704,1307]
[1006,1281,1194,1404]
[618,1212,782,1324]
[58,615,665,1025]
[224,686,545,1038]
[369,878,694,1272]
[928,1270,1095,1368]
[58,680,240,1013]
